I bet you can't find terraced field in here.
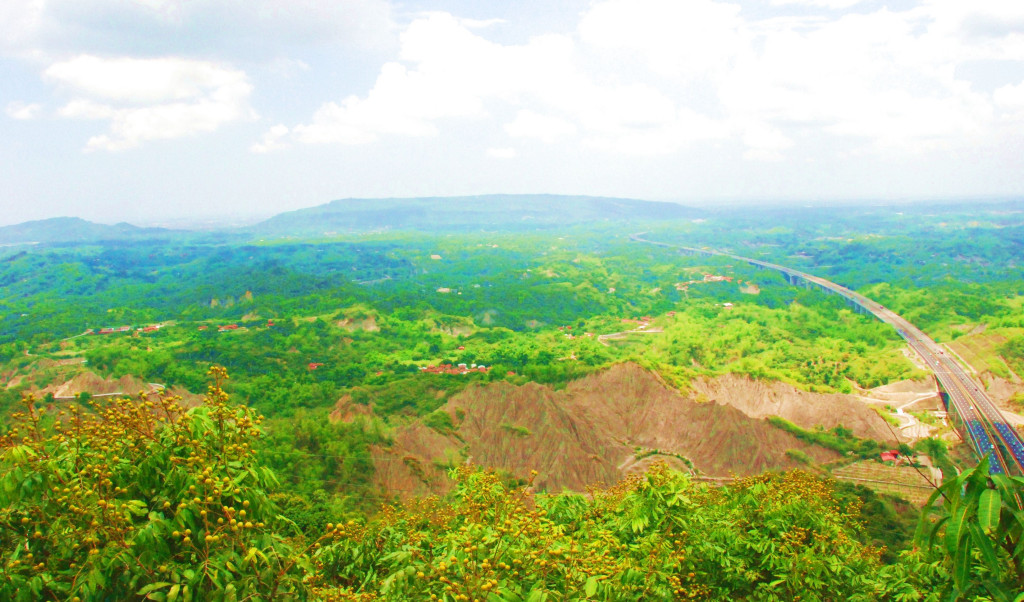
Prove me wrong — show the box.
[831,460,937,506]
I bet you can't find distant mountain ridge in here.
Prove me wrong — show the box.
[0,217,171,244]
[0,196,701,243]
[249,194,702,235]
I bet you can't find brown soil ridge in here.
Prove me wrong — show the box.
[372,363,840,497]
[39,371,203,407]
[330,395,374,422]
[691,373,901,443]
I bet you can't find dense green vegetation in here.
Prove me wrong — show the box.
[1,370,308,601]
[0,225,931,423]
[4,380,1013,601]
[3,199,1024,598]
[767,417,884,457]
[8,379,1024,600]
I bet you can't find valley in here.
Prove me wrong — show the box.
[3,196,1024,599]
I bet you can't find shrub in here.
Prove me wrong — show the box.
[0,366,312,601]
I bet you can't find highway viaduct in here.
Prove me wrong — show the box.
[632,234,1024,476]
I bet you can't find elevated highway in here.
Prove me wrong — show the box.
[632,234,1024,475]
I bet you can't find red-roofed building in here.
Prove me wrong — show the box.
[880,450,899,463]
[96,326,131,334]
[308,362,324,370]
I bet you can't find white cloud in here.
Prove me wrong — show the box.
[995,81,1024,108]
[741,124,794,161]
[5,101,42,120]
[45,55,254,151]
[57,98,116,120]
[251,124,291,153]
[287,11,724,154]
[770,0,867,8]
[578,0,745,78]
[459,18,506,29]
[46,55,244,103]
[715,5,1020,154]
[504,110,577,143]
[994,80,1024,126]
[0,0,45,54]
[486,147,517,159]
[274,1,1024,162]
[291,13,560,144]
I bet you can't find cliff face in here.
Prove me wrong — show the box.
[370,363,844,497]
[690,373,904,442]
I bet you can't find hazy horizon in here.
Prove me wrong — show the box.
[3,0,1023,227]
[4,193,1021,231]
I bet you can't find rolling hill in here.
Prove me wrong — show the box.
[249,194,703,235]
[0,217,172,244]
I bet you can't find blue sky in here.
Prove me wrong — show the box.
[2,0,1023,226]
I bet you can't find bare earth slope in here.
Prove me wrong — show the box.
[371,363,840,497]
[41,372,203,406]
[691,374,898,442]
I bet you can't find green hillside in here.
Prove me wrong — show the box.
[2,200,1024,599]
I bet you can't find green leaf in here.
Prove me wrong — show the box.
[137,582,172,596]
[968,522,1001,575]
[125,499,149,517]
[978,577,1016,602]
[584,575,598,597]
[979,488,1001,534]
[945,504,970,556]
[166,584,181,602]
[952,538,971,592]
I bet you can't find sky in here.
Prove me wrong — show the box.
[1,0,1023,227]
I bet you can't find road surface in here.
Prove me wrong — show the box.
[632,234,1024,475]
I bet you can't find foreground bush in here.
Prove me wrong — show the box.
[917,456,1024,600]
[311,465,944,600]
[6,366,1011,601]
[0,367,310,601]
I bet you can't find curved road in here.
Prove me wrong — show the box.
[633,234,1024,475]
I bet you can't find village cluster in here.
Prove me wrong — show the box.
[675,272,734,291]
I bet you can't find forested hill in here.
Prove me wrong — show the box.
[0,216,174,245]
[248,194,703,235]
